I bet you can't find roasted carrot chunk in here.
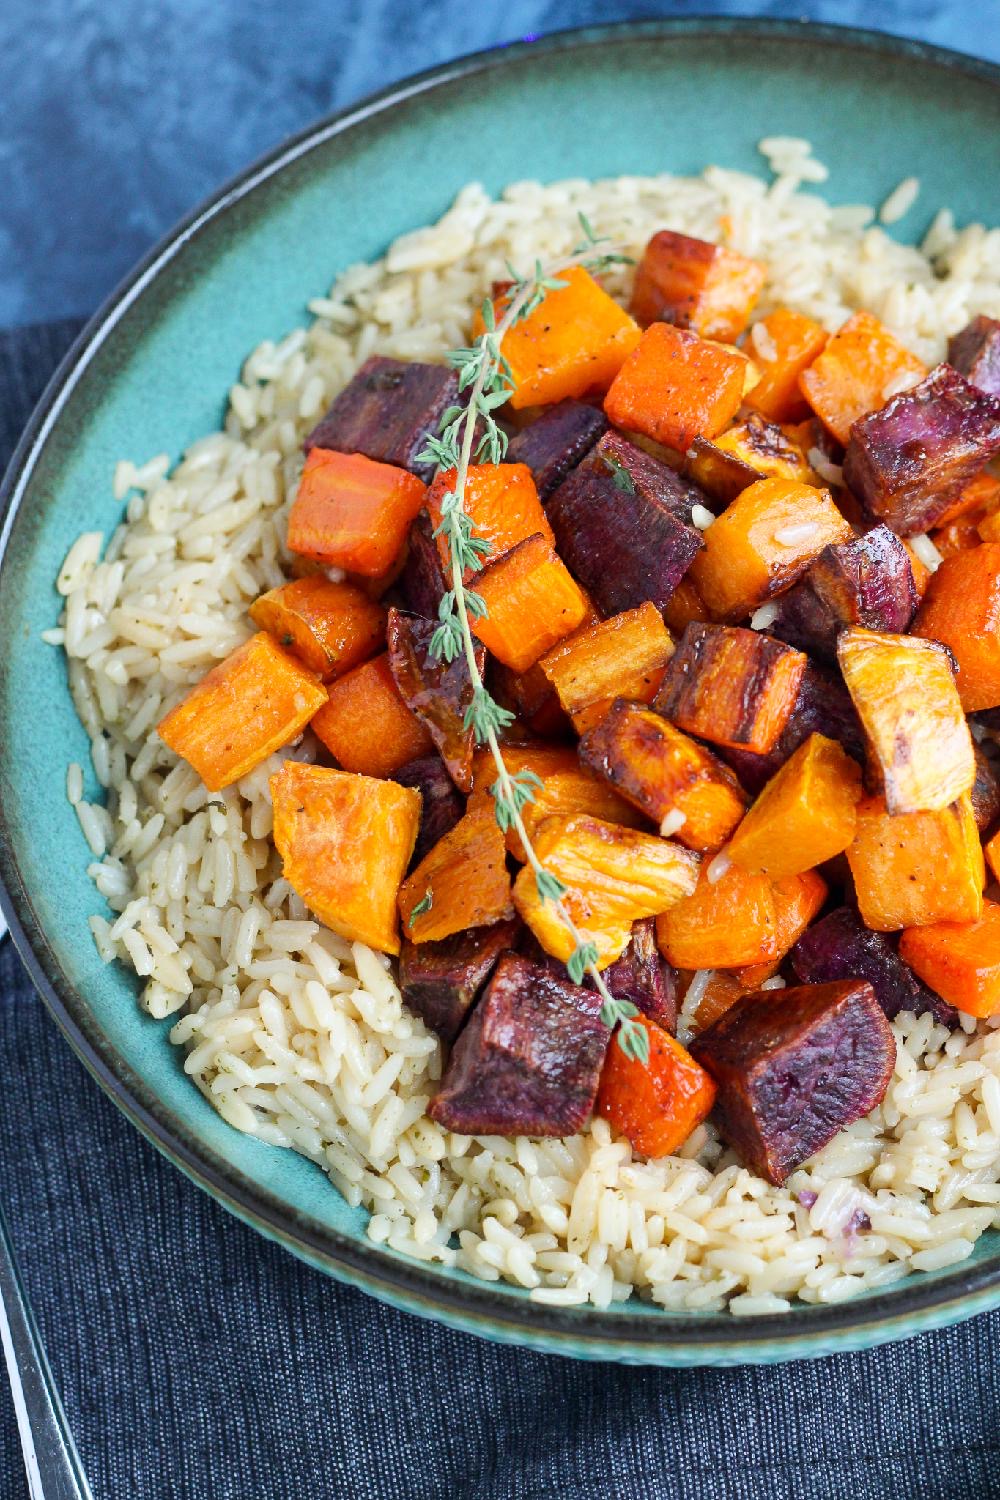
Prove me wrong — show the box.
[286,448,426,577]
[913,544,1000,711]
[579,700,747,853]
[798,311,927,446]
[479,266,641,409]
[249,576,386,681]
[684,436,761,508]
[311,654,433,777]
[157,632,327,792]
[513,815,700,970]
[596,1016,717,1157]
[472,533,590,673]
[604,323,747,453]
[745,309,829,423]
[654,622,806,754]
[728,734,862,876]
[426,462,553,578]
[270,762,420,955]
[655,864,780,970]
[399,794,515,944]
[689,477,853,620]
[846,793,984,931]
[900,902,1000,1018]
[837,627,975,814]
[629,229,766,342]
[538,603,675,734]
[490,659,568,738]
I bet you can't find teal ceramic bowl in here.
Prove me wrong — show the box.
[2,18,1000,1366]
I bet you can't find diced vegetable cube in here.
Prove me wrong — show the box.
[249,575,386,681]
[900,902,1000,1018]
[934,468,1000,530]
[798,310,926,446]
[771,525,918,664]
[603,918,678,1032]
[654,622,807,754]
[712,415,816,486]
[604,323,747,452]
[470,742,579,792]
[538,603,675,733]
[398,511,449,620]
[426,462,552,579]
[684,436,762,508]
[398,794,514,943]
[745,308,829,423]
[913,543,1000,711]
[579,700,747,852]
[311,654,433,777]
[630,229,766,342]
[270,762,420,955]
[157,632,327,792]
[597,1014,716,1157]
[386,608,484,792]
[791,906,957,1026]
[398,919,521,1042]
[654,863,824,971]
[717,660,864,795]
[472,534,590,673]
[504,399,608,499]
[304,355,460,481]
[587,429,710,521]
[287,448,426,576]
[510,764,645,861]
[689,980,895,1184]
[837,626,975,813]
[948,314,1000,397]
[846,793,983,930]
[390,756,464,868]
[728,733,862,876]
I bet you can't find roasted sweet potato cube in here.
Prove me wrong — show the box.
[472,534,589,673]
[471,742,579,792]
[663,575,711,635]
[597,1015,716,1157]
[513,815,700,970]
[287,448,427,576]
[684,436,761,509]
[604,323,747,453]
[426,462,552,579]
[689,980,895,1184]
[428,953,610,1136]
[655,863,780,970]
[935,468,1000,530]
[398,511,449,620]
[791,906,957,1026]
[579,700,747,852]
[846,793,983,930]
[654,623,807,754]
[504,399,608,499]
[586,429,709,522]
[603,918,678,1032]
[538,603,675,733]
[746,309,829,424]
[249,576,386,682]
[900,902,1000,1018]
[689,477,853,620]
[311,653,433,777]
[837,626,975,813]
[728,733,862,876]
[948,314,1000,398]
[630,229,765,342]
[398,919,521,1042]
[390,756,464,869]
[157,632,327,792]
[799,310,927,446]
[771,525,918,664]
[717,660,864,795]
[712,415,816,487]
[386,609,484,792]
[399,794,514,943]
[913,543,1000,711]
[304,355,460,481]
[512,766,645,861]
[770,870,828,956]
[270,762,420,955]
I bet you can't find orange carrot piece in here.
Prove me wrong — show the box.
[270,762,420,956]
[249,575,386,681]
[157,632,327,792]
[473,533,590,673]
[596,1016,716,1157]
[287,448,426,576]
[745,309,829,423]
[629,229,766,342]
[398,794,514,943]
[538,603,675,734]
[798,311,927,446]
[900,902,1000,1018]
[655,623,807,754]
[913,543,1000,711]
[728,734,862,876]
[604,323,747,453]
[426,462,553,578]
[655,863,781,970]
[846,793,984,931]
[311,654,433,777]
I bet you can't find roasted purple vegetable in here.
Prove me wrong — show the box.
[948,315,1000,398]
[583,429,710,524]
[398,920,521,1042]
[690,979,896,1184]
[304,356,459,481]
[843,364,1000,535]
[603,918,678,1032]
[399,511,449,620]
[390,755,465,868]
[428,953,610,1136]
[718,661,864,795]
[971,745,1000,834]
[387,609,484,793]
[771,525,918,664]
[790,906,958,1027]
[505,399,608,500]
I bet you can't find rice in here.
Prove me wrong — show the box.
[49,141,1000,1312]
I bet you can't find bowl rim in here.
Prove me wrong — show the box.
[3,14,1000,1364]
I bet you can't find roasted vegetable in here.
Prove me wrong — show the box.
[630,229,766,342]
[689,980,895,1185]
[586,428,710,522]
[604,322,748,453]
[398,510,450,620]
[837,626,975,814]
[287,448,427,576]
[390,756,464,868]
[900,902,1000,1018]
[304,355,461,481]
[654,863,825,971]
[270,762,420,956]
[791,906,958,1026]
[311,654,433,778]
[398,920,521,1042]
[428,953,610,1136]
[398,794,514,944]
[798,310,926,446]
[654,622,807,754]
[513,814,700,969]
[472,533,590,673]
[490,658,568,738]
[249,576,386,682]
[504,399,608,499]
[579,700,747,852]
[511,765,645,861]
[846,793,984,930]
[663,575,712,635]
[470,742,579,792]
[538,603,675,733]
[713,415,816,486]
[683,436,762,509]
[843,365,1000,536]
[728,733,862,876]
[934,468,1000,530]
[157,632,327,792]
[771,526,918,664]
[603,918,678,1032]
[947,314,1000,397]
[913,543,1000,711]
[597,1015,716,1157]
[426,462,552,578]
[386,609,484,792]
[717,661,864,795]
[689,477,853,620]
[972,745,1000,834]
[745,308,829,423]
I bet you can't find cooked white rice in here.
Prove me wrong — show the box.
[54,142,1000,1312]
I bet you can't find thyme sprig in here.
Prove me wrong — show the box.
[417,218,647,1065]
